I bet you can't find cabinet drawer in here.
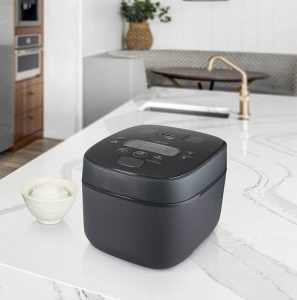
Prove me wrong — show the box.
[15,76,43,90]
[15,84,43,115]
[15,107,43,142]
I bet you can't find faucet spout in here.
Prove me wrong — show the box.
[207,55,250,120]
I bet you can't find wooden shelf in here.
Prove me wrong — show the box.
[15,26,43,36]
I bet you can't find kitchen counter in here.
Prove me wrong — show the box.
[1,87,297,300]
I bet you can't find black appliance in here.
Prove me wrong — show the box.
[16,0,41,27]
[82,125,227,269]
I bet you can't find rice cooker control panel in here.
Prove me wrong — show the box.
[85,125,225,179]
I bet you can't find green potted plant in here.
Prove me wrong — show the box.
[121,0,171,50]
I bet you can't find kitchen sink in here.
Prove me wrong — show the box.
[140,101,230,118]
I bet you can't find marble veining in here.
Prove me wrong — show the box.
[60,159,83,181]
[244,133,297,225]
[0,87,296,300]
[0,204,25,216]
[192,227,297,300]
[0,264,110,300]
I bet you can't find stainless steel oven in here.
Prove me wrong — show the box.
[16,33,41,49]
[16,0,41,27]
[15,34,42,81]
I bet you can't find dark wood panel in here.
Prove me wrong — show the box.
[15,83,43,115]
[14,107,44,142]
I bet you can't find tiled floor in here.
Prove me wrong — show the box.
[0,139,61,179]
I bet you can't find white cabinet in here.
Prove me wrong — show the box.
[83,53,147,127]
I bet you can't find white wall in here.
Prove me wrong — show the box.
[44,0,122,139]
[82,0,123,57]
[44,0,81,139]
[150,0,297,54]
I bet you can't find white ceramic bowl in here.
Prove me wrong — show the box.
[21,178,78,225]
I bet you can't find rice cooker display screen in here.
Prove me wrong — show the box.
[124,140,180,157]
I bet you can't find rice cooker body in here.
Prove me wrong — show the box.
[82,125,227,269]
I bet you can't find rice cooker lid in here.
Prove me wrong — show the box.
[83,125,227,204]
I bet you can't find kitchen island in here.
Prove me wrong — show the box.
[0,87,297,300]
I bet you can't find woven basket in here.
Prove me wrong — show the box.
[126,22,153,50]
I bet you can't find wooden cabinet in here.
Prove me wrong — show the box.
[15,27,43,36]
[13,78,44,150]
[15,83,43,115]
[12,0,44,151]
[15,76,42,90]
[15,107,43,142]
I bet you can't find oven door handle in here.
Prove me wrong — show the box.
[15,48,43,56]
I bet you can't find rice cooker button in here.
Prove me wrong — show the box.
[117,148,130,154]
[110,140,120,144]
[118,156,144,168]
[133,151,149,158]
[152,154,163,161]
[181,154,193,160]
[147,159,162,165]
[185,151,195,155]
[162,134,177,140]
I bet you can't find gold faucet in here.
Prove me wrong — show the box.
[207,55,250,120]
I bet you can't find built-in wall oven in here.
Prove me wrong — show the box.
[15,34,42,81]
[16,0,42,27]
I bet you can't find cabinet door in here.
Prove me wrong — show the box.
[15,83,43,115]
[15,76,42,90]
[15,107,43,142]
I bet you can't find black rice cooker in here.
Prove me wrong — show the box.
[82,125,227,269]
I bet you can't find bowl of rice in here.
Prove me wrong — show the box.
[21,178,78,225]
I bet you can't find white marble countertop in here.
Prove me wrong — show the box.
[1,87,297,300]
